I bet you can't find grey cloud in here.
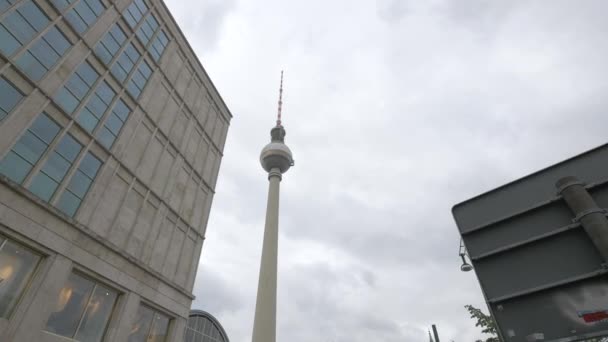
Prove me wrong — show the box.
[164,0,236,51]
[192,268,245,315]
[166,0,608,341]
[376,0,411,23]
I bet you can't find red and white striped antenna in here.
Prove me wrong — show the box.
[277,70,284,126]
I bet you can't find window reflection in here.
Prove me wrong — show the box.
[128,305,154,342]
[128,304,170,342]
[45,272,118,342]
[0,238,41,318]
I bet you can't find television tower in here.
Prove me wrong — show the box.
[251,71,294,342]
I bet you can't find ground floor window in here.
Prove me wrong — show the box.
[0,236,41,318]
[128,304,170,342]
[45,272,118,342]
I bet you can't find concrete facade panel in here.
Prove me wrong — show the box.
[0,0,231,339]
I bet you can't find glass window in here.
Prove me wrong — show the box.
[28,134,82,201]
[16,0,48,31]
[136,14,158,46]
[110,24,127,43]
[0,76,23,121]
[76,107,98,132]
[43,26,71,55]
[14,25,72,81]
[123,0,147,29]
[50,0,72,11]
[109,42,140,82]
[126,80,140,98]
[128,305,170,342]
[127,61,152,99]
[4,10,37,44]
[96,98,130,148]
[56,151,102,217]
[77,61,99,87]
[87,94,108,117]
[124,43,139,62]
[110,63,128,82]
[64,9,86,33]
[76,80,116,133]
[63,0,105,34]
[128,305,154,342]
[133,0,147,15]
[0,0,20,13]
[118,47,135,70]
[55,190,80,217]
[0,113,60,183]
[74,1,96,26]
[14,50,47,81]
[96,81,115,105]
[0,238,41,318]
[95,23,126,65]
[0,0,50,57]
[0,25,21,56]
[85,0,104,16]
[45,272,118,342]
[66,72,91,101]
[148,313,169,342]
[149,30,168,62]
[96,127,115,148]
[54,61,99,114]
[30,38,60,69]
[54,87,80,114]
[6,1,47,39]
[74,284,118,342]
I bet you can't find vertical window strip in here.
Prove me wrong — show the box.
[0,76,24,120]
[56,0,105,35]
[96,97,130,148]
[94,23,126,65]
[135,11,156,45]
[54,60,99,114]
[149,29,167,62]
[126,59,151,99]
[123,0,147,29]
[0,113,60,183]
[56,151,101,216]
[28,133,82,201]
[110,42,140,82]
[0,0,50,57]
[0,112,105,218]
[76,79,115,133]
[15,25,72,81]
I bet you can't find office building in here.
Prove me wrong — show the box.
[0,0,231,340]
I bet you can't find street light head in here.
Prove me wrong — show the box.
[460,262,473,272]
[460,253,473,272]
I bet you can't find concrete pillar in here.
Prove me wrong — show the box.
[251,168,282,342]
[556,176,608,261]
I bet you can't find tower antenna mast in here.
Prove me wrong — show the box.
[277,70,283,126]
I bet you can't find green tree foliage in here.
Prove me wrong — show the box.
[464,305,608,342]
[465,305,499,342]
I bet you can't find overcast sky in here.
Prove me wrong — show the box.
[163,1,608,341]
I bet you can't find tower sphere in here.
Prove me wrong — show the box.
[260,125,294,173]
